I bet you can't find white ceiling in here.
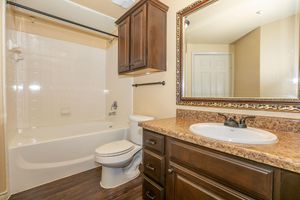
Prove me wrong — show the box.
[70,0,131,19]
[185,0,300,44]
[13,0,124,37]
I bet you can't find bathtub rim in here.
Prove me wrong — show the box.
[9,125,129,149]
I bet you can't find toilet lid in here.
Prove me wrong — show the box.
[95,140,135,157]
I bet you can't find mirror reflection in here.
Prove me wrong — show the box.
[182,0,299,98]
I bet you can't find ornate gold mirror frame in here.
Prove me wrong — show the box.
[176,0,300,112]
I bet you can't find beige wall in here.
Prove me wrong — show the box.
[0,0,7,195]
[133,0,189,119]
[133,0,300,119]
[260,15,299,98]
[233,28,261,97]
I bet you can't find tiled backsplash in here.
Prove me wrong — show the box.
[177,109,300,134]
[6,30,107,131]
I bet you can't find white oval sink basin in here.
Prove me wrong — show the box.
[189,123,278,145]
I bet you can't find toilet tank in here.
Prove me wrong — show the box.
[129,115,154,145]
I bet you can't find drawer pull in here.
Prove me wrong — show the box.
[146,139,156,145]
[145,164,156,171]
[168,168,174,174]
[146,191,156,200]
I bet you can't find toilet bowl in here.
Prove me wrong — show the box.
[95,115,154,188]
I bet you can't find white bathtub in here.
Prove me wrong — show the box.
[9,121,128,194]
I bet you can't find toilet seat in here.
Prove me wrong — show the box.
[95,140,142,167]
[95,140,134,157]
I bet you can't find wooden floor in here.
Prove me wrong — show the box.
[9,167,143,200]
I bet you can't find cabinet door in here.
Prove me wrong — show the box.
[167,138,273,200]
[130,4,147,70]
[118,17,130,73]
[166,162,254,200]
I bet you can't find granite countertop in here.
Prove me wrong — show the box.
[139,118,300,174]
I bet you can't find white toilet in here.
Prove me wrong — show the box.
[95,115,154,188]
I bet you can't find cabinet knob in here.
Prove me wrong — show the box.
[145,164,155,171]
[168,168,174,174]
[146,139,156,145]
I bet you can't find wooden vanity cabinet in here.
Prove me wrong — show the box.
[166,138,272,200]
[142,129,300,200]
[115,0,168,75]
[143,129,166,200]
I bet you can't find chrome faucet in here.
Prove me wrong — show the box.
[109,101,118,116]
[218,113,239,128]
[218,113,255,128]
[111,101,118,110]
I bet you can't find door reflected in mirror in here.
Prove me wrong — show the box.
[182,0,300,99]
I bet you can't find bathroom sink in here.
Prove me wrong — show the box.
[189,123,278,144]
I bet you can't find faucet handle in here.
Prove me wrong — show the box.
[229,116,237,120]
[239,116,255,128]
[218,113,228,120]
[240,116,255,123]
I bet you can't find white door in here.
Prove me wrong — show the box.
[192,54,231,97]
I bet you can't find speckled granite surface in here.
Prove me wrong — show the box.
[139,116,300,174]
[177,109,300,134]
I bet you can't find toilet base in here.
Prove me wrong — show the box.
[99,151,142,189]
[100,166,140,189]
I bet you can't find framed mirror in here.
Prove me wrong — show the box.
[176,0,300,112]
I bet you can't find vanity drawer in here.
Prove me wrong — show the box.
[143,149,165,186]
[143,129,165,155]
[143,175,164,200]
[168,139,274,200]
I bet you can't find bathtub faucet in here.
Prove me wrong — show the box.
[109,101,118,116]
[111,101,118,111]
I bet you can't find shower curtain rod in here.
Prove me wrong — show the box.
[6,1,119,38]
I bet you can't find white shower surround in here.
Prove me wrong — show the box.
[6,31,107,140]
[6,29,134,196]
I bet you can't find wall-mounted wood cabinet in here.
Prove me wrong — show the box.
[115,0,168,75]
